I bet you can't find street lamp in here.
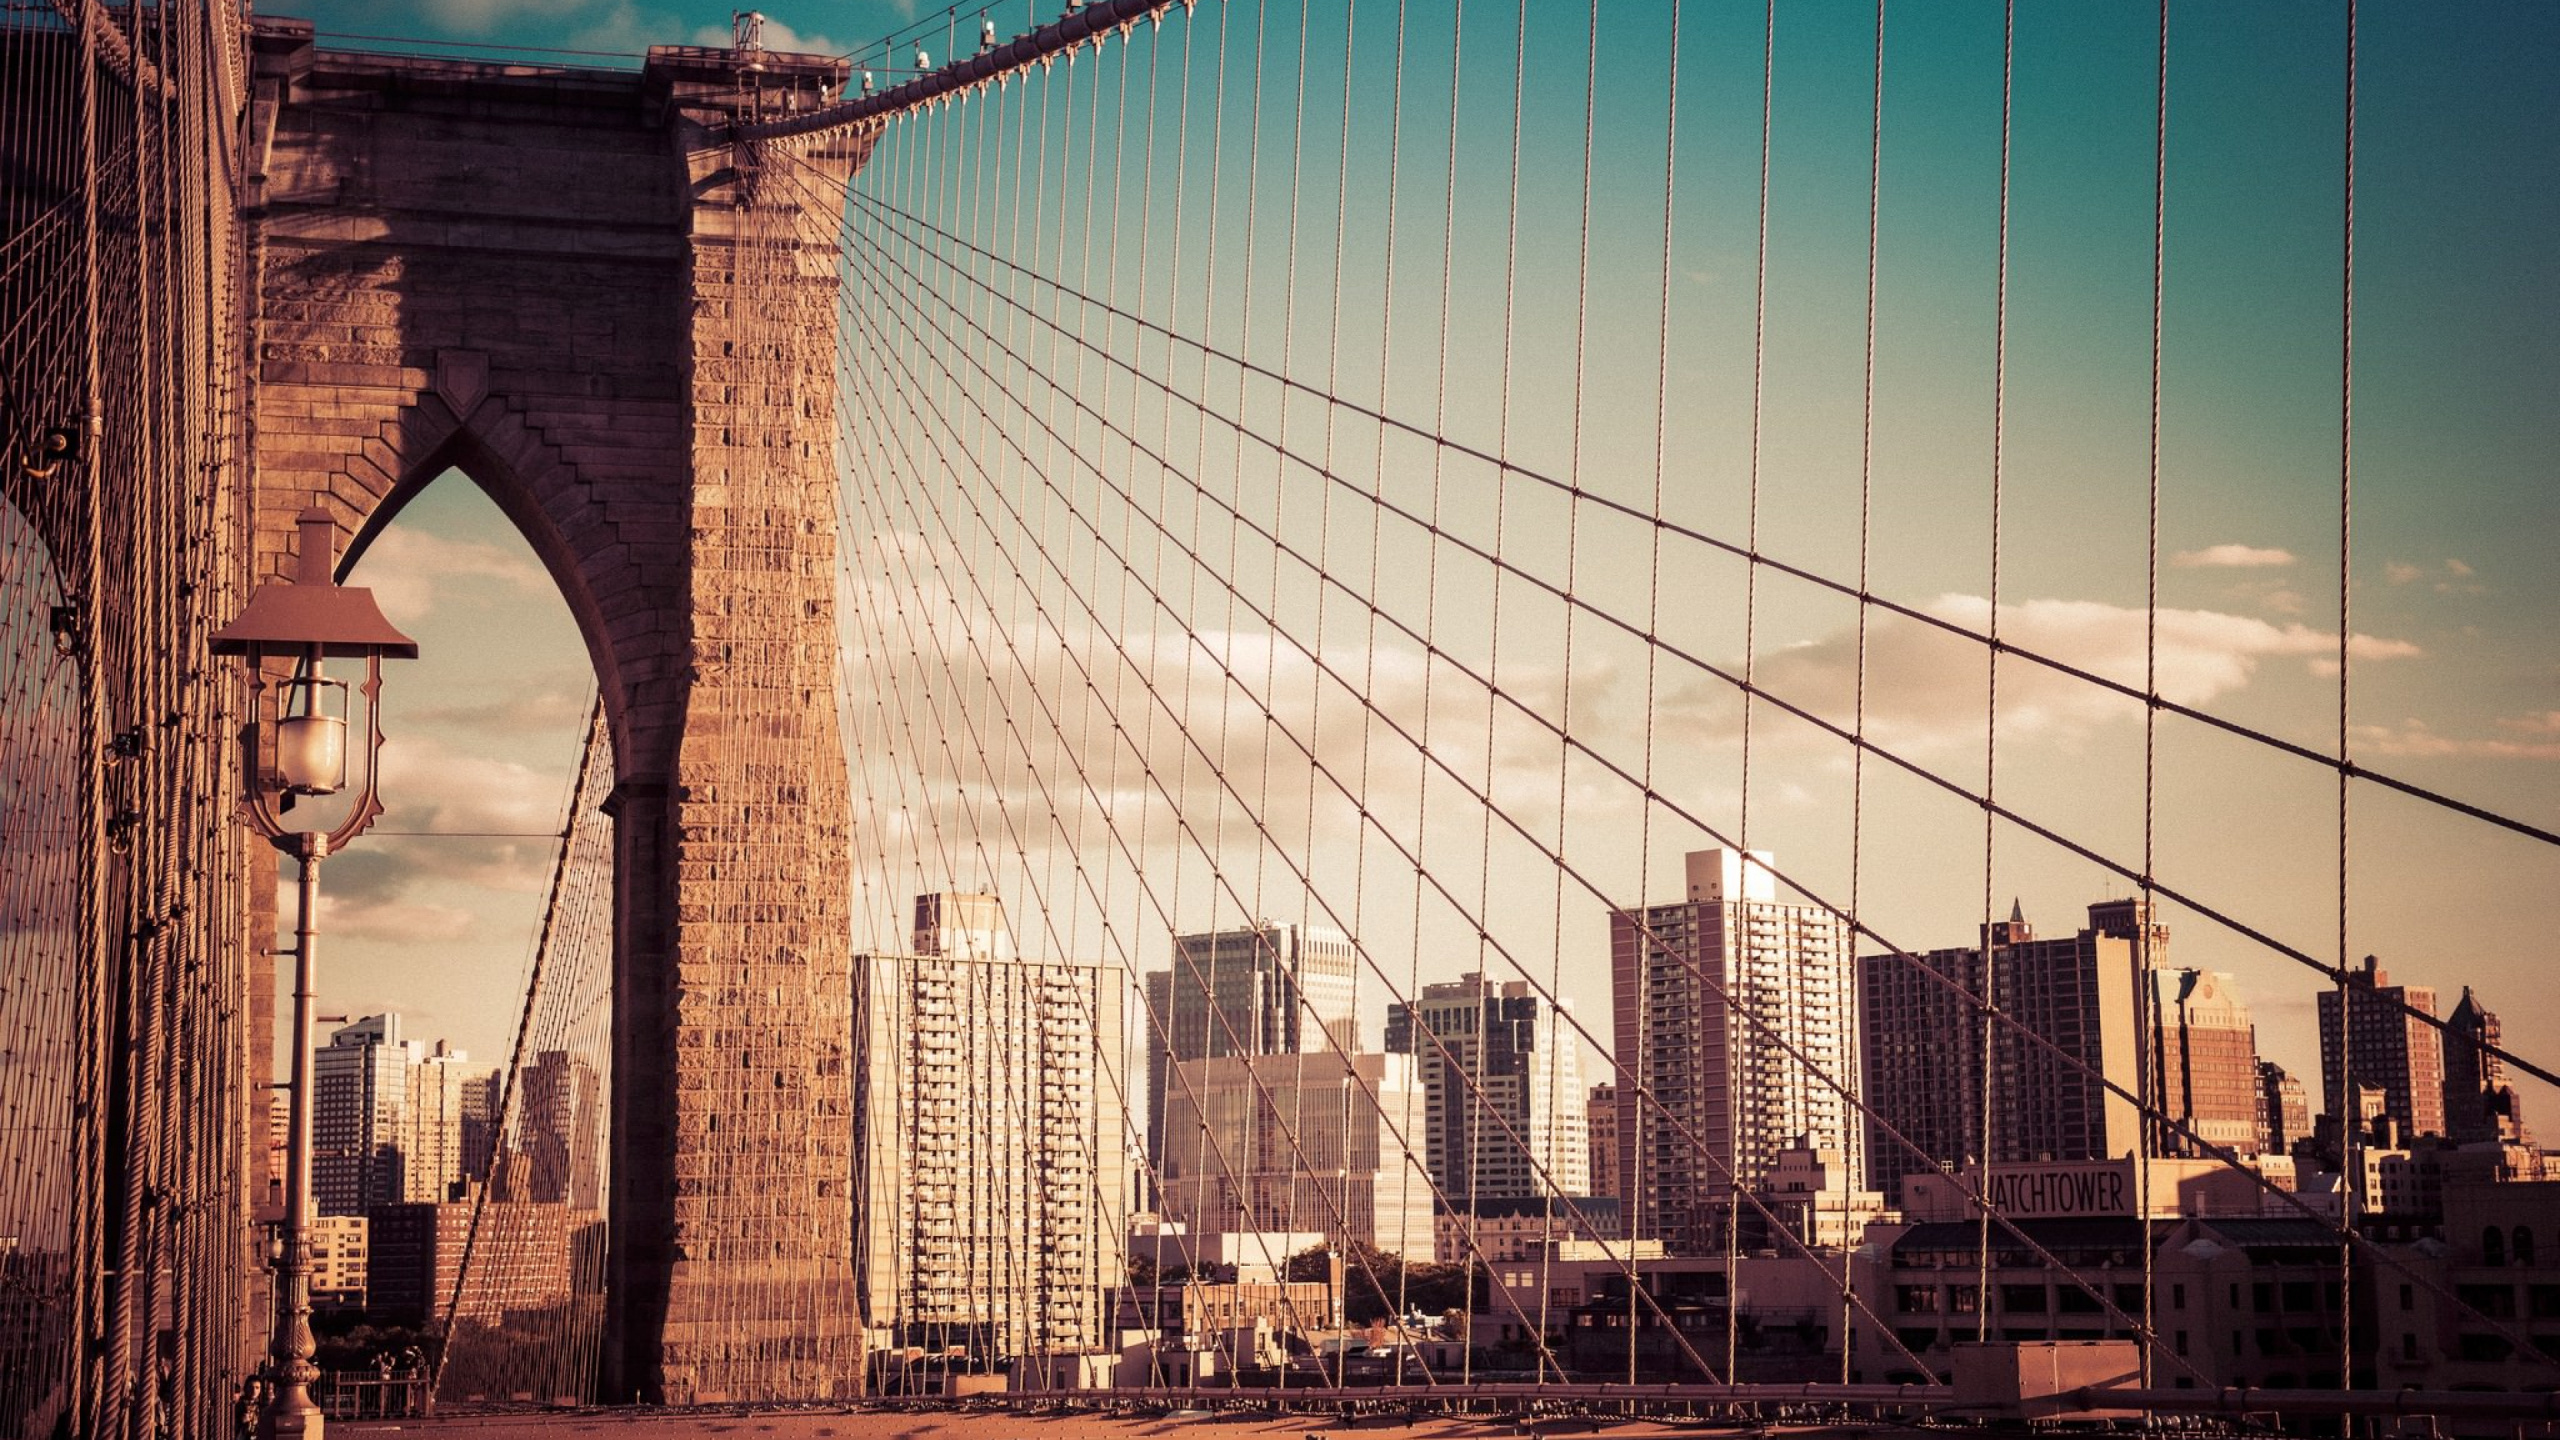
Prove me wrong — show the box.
[212,505,416,1440]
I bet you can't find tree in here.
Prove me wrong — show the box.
[1281,1240,1486,1325]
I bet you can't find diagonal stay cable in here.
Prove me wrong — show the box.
[836,339,1372,1376]
[836,244,1610,1387]
[833,169,1828,1382]
[836,225,2205,1387]
[826,172,2560,1092]
[822,177,2550,1363]
[833,184,1985,1381]
[831,173,2559,857]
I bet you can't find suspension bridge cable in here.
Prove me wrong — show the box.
[827,173,2560,1093]
[831,169,1793,1380]
[816,141,2543,1361]
[817,171,2560,859]
[836,165,2013,1378]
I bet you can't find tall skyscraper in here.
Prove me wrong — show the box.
[1586,1083,1619,1201]
[458,1070,504,1186]
[2257,1059,2311,1156]
[315,1014,477,1214]
[518,1051,604,1210]
[2149,969,2263,1157]
[1143,921,1358,1174]
[2442,986,2529,1146]
[1155,1049,1433,1257]
[852,893,1129,1357]
[1386,973,1588,1202]
[1859,899,2157,1201]
[1610,849,1859,1255]
[407,1041,485,1205]
[2317,955,2444,1141]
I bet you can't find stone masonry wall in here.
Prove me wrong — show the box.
[246,29,861,1402]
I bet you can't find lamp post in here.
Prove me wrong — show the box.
[212,506,417,1440]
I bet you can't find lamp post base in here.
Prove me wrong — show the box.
[258,1363,326,1440]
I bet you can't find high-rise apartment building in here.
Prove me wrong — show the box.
[316,1014,413,1215]
[314,1015,477,1214]
[2443,986,2529,1146]
[2257,1059,2311,1156]
[2317,955,2444,1141]
[458,1070,503,1186]
[1610,849,1859,1255]
[1155,1049,1433,1257]
[2149,969,2263,1158]
[1385,973,1588,1202]
[408,1041,483,1205]
[264,1090,290,1219]
[1143,921,1358,1174]
[518,1051,604,1210]
[852,893,1129,1357]
[1859,900,2156,1202]
[1586,1083,1619,1201]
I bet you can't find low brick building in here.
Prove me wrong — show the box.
[367,1199,571,1324]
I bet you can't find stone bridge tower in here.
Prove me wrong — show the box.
[247,21,871,1400]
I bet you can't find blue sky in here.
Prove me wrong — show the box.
[309,1,2556,1134]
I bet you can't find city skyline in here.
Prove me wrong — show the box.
[9,0,2552,1424]
[275,2,2559,1141]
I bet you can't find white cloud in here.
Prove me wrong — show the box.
[833,530,1608,868]
[407,687,595,740]
[2172,543,2295,570]
[414,0,603,38]
[354,527,549,625]
[2352,718,2560,762]
[314,895,477,942]
[368,736,577,894]
[562,1,664,53]
[1664,593,2421,757]
[692,14,842,55]
[833,532,2435,889]
[2382,557,2484,595]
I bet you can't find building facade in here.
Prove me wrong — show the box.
[2371,1180,2560,1401]
[367,1199,572,1325]
[307,1214,369,1309]
[458,1070,503,1187]
[2318,956,2444,1142]
[1611,849,1860,1255]
[1155,1050,1433,1257]
[2257,1060,2311,1157]
[2442,987,2529,1147]
[1859,900,2155,1202]
[1433,1195,1623,1265]
[1586,1084,1619,1201]
[516,1050,604,1210]
[1144,921,1359,1176]
[2150,969,2262,1158]
[407,1041,483,1205]
[315,1014,481,1214]
[852,893,1130,1358]
[1386,973,1588,1202]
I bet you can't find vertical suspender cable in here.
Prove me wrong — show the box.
[1849,0,1885,1381]
[2334,0,2359,1410]
[71,1,110,1430]
[1637,0,1684,1394]
[2140,0,2170,1399]
[1974,0,2017,1352]
[1733,0,1778,1384]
